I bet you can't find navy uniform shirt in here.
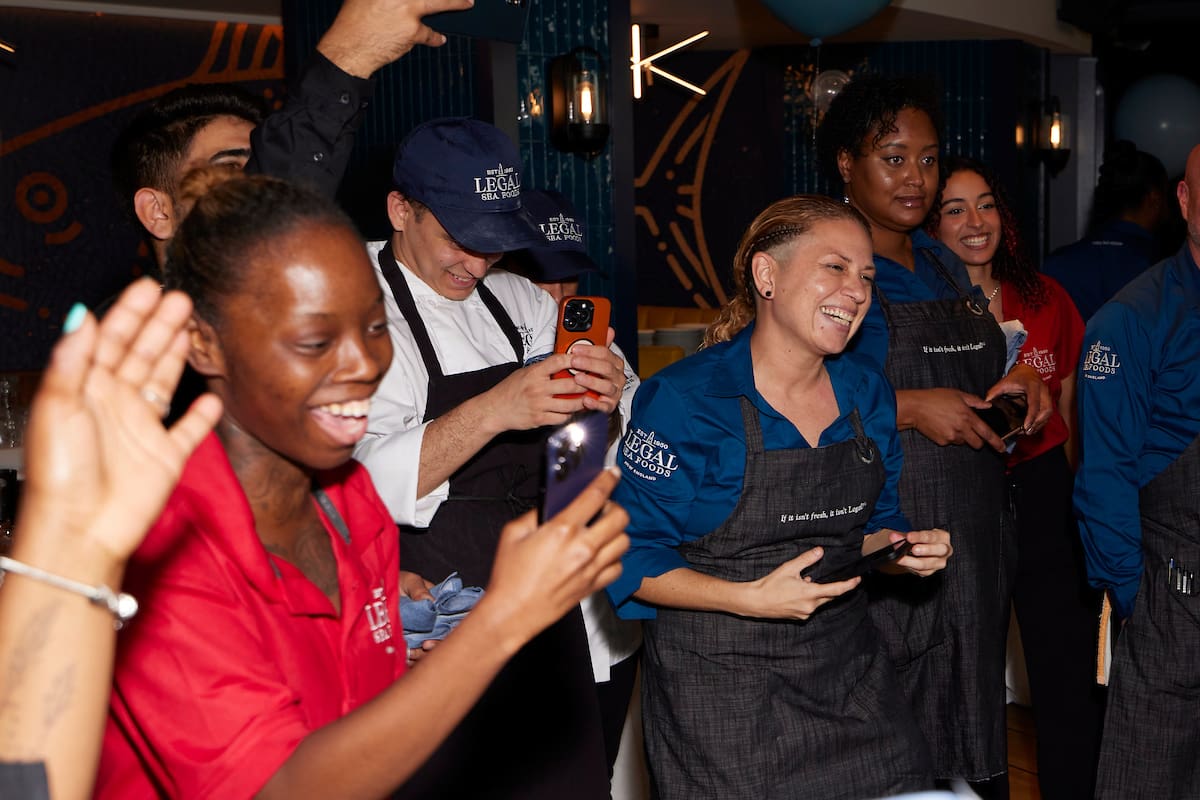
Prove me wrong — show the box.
[607,323,910,619]
[845,229,980,369]
[1043,220,1158,323]
[1074,245,1200,617]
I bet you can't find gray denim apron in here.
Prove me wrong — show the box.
[378,244,609,800]
[1096,431,1200,799]
[642,397,933,799]
[868,251,1011,781]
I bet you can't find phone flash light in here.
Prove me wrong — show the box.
[565,423,586,447]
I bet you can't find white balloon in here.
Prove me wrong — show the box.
[1114,74,1200,177]
[812,70,851,115]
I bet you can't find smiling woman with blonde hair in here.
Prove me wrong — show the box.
[607,194,951,798]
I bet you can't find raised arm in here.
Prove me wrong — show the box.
[256,469,628,799]
[247,0,473,195]
[0,280,220,800]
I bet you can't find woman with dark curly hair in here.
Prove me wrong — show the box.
[817,74,1053,795]
[928,156,1104,799]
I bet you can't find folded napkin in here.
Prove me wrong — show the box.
[1000,319,1028,374]
[399,572,485,649]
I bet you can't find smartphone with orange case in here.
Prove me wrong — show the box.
[552,296,611,400]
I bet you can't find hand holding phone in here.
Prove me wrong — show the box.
[973,393,1028,441]
[539,411,608,522]
[802,539,913,583]
[552,296,612,401]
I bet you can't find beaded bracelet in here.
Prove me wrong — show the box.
[0,556,138,629]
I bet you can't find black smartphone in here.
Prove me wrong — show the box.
[424,0,531,44]
[974,394,1028,441]
[802,539,913,583]
[539,411,608,523]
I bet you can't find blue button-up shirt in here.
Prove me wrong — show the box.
[1074,245,1200,618]
[844,229,979,369]
[608,323,910,619]
[1043,220,1158,324]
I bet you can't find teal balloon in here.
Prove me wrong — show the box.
[759,0,891,39]
[1115,74,1200,177]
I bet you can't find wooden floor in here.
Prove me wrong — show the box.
[1008,704,1041,800]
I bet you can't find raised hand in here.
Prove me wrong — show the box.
[19,279,221,561]
[484,467,628,648]
[316,0,476,78]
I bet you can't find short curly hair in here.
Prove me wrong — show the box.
[816,73,944,186]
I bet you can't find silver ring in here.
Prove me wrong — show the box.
[140,387,170,418]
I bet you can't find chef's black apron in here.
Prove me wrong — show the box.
[378,245,608,800]
[1096,431,1200,799]
[641,397,933,799]
[867,250,1011,781]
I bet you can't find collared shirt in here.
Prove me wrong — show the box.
[354,241,638,528]
[247,51,375,199]
[845,229,980,368]
[97,434,403,799]
[1043,219,1158,323]
[607,323,910,619]
[1073,245,1200,618]
[1004,274,1084,466]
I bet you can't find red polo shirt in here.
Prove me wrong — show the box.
[1004,274,1085,467]
[97,433,404,799]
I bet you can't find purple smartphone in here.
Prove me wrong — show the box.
[539,411,608,523]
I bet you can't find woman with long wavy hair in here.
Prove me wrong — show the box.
[928,155,1103,799]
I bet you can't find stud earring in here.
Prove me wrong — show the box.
[764,289,774,299]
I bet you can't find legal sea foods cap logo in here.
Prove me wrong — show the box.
[473,162,521,202]
[1082,339,1121,380]
[539,213,584,244]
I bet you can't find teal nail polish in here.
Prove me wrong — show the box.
[62,302,87,334]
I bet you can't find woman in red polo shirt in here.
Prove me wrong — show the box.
[95,171,628,799]
[928,156,1104,799]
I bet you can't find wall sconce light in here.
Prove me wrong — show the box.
[550,46,610,158]
[1038,97,1070,175]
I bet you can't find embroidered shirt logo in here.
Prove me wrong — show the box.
[473,162,521,201]
[621,427,680,480]
[1082,340,1121,380]
[517,324,536,351]
[364,586,394,645]
[539,213,584,244]
[1022,346,1058,378]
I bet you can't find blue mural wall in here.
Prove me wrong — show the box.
[0,10,285,370]
[632,39,1046,308]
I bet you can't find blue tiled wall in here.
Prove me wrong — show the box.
[516,0,615,299]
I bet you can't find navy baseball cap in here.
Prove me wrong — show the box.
[514,189,601,281]
[392,118,543,253]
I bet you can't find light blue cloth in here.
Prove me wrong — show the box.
[999,319,1027,374]
[399,572,485,648]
